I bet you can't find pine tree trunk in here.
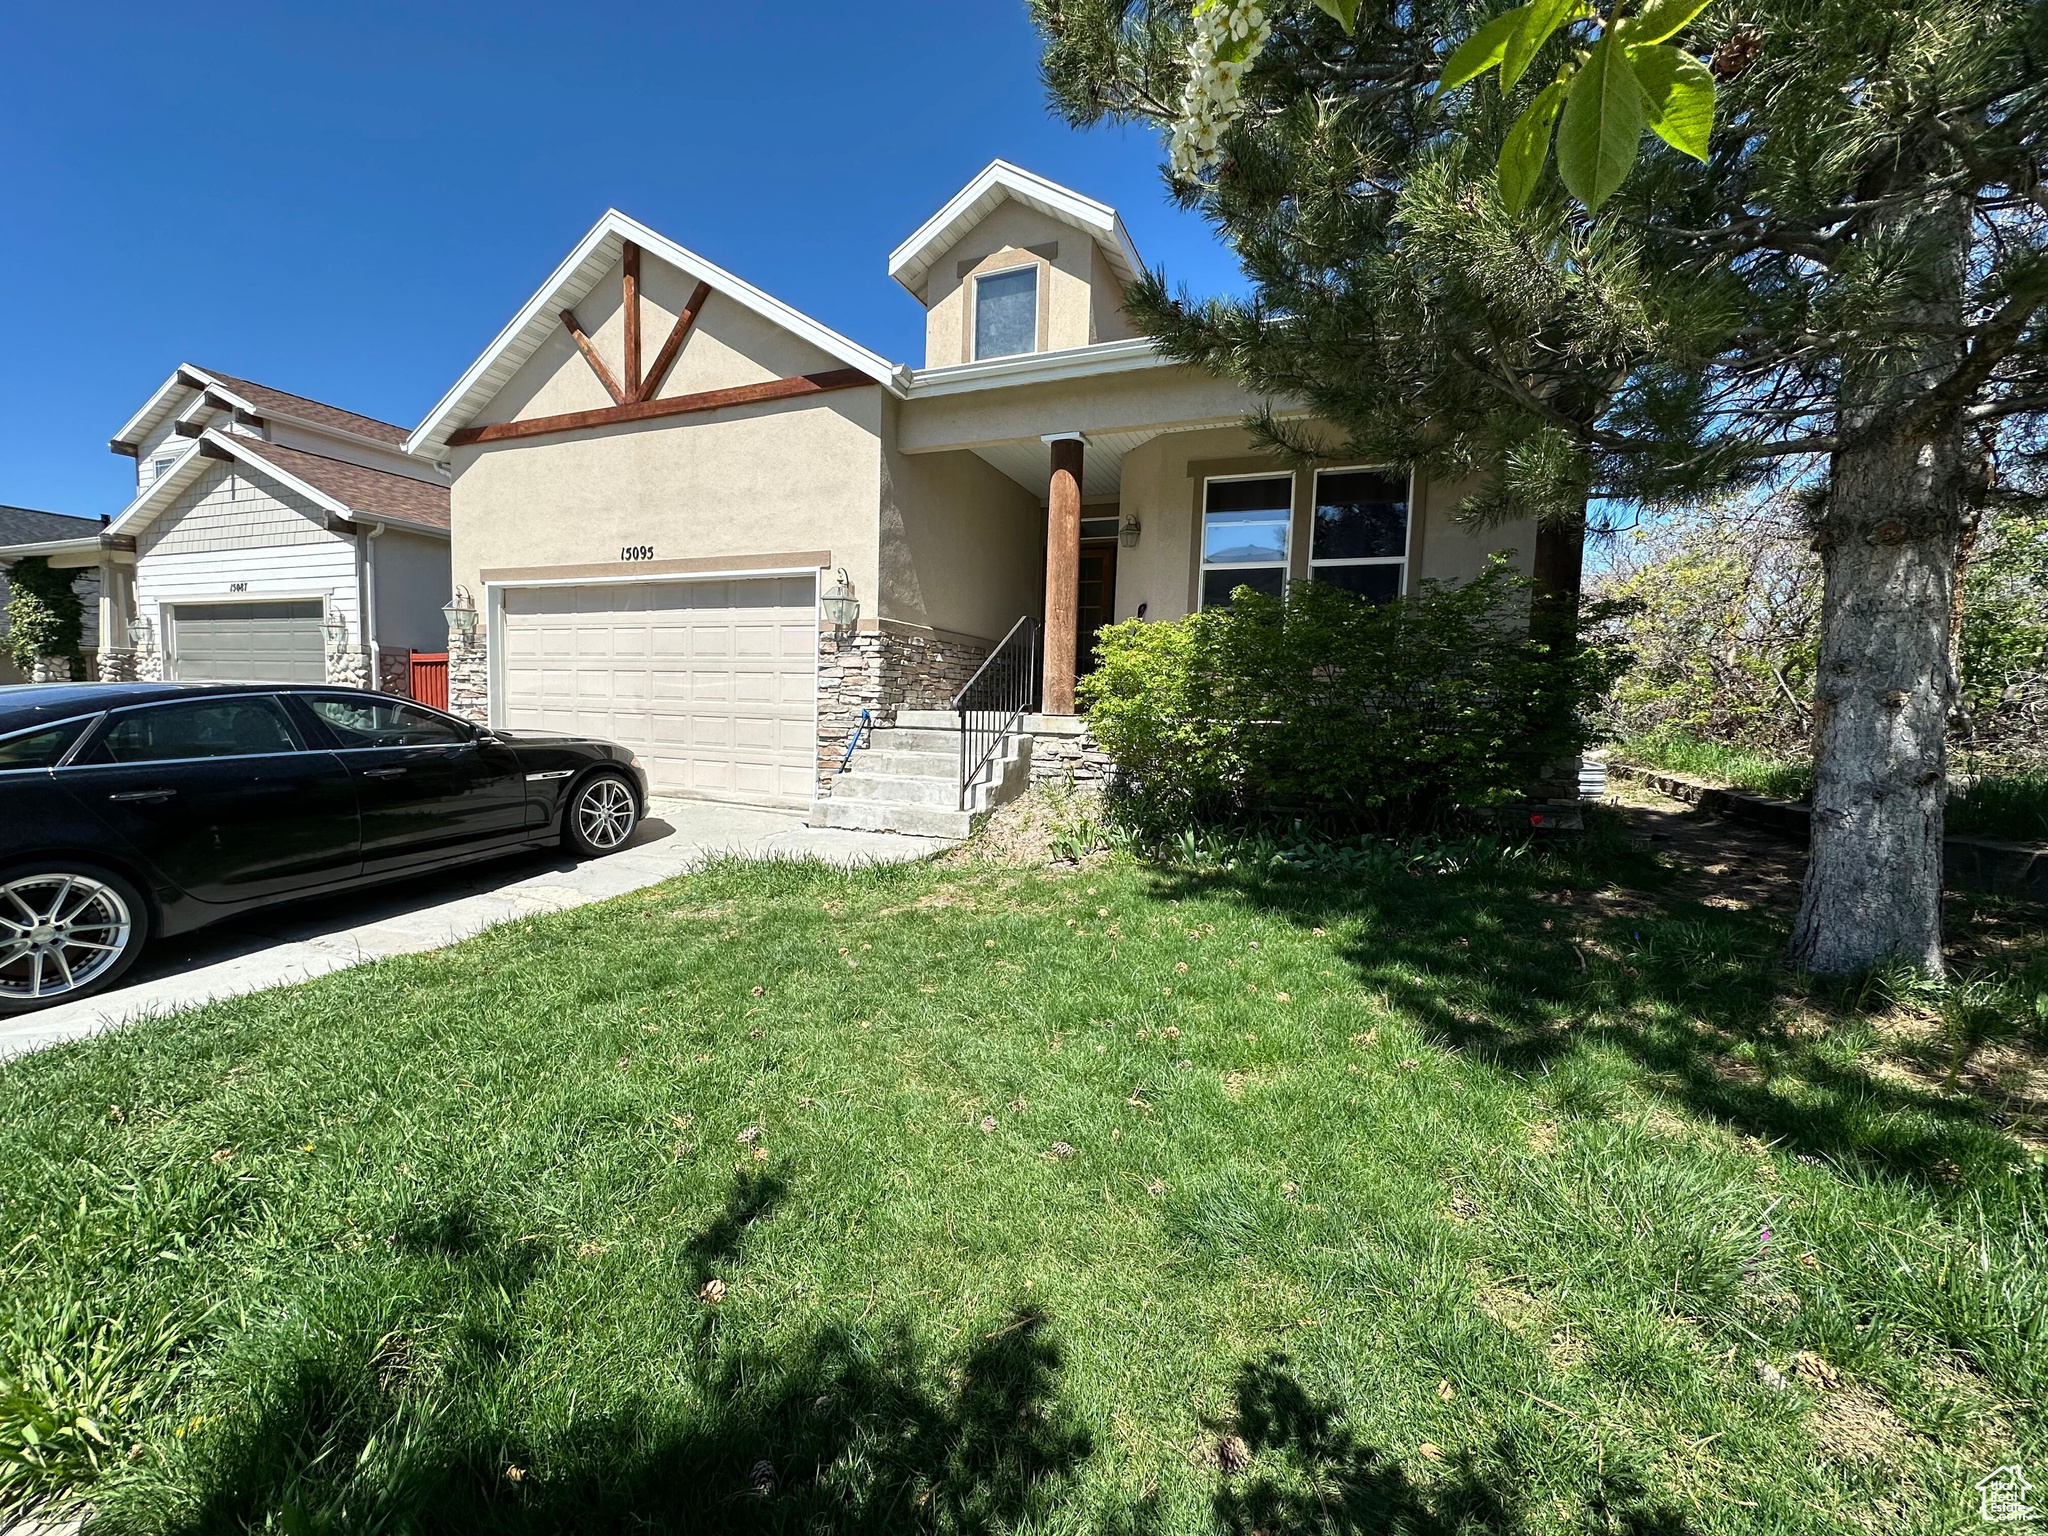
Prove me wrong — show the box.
[1786,200,1968,977]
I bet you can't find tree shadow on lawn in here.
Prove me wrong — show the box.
[1210,1354,1691,1536]
[1142,839,2019,1186]
[154,1167,1099,1535]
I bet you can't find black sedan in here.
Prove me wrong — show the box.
[0,682,650,1013]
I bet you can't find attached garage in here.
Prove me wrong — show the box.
[166,600,328,683]
[497,575,818,806]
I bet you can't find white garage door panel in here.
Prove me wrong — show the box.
[500,576,817,807]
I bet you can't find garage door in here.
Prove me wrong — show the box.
[168,600,327,683]
[499,576,818,806]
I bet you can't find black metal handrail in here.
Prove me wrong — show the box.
[950,616,1040,811]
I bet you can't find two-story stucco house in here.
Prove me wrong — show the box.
[60,368,454,696]
[410,161,1538,834]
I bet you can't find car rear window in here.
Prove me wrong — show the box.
[0,717,93,770]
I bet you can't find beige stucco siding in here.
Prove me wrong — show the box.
[449,390,883,606]
[920,201,1134,368]
[473,251,848,432]
[879,397,1044,643]
[898,364,1255,454]
[449,260,886,604]
[1110,427,1538,622]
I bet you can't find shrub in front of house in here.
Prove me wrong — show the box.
[1079,558,1614,834]
[1,556,85,676]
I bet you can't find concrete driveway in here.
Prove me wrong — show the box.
[1,799,949,1060]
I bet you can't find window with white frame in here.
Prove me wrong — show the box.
[152,457,175,482]
[1200,474,1293,608]
[973,266,1038,360]
[1310,468,1410,602]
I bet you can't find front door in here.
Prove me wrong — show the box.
[1077,542,1119,679]
[60,694,361,903]
[295,695,529,872]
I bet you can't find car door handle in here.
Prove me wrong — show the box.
[361,767,408,780]
[107,788,177,804]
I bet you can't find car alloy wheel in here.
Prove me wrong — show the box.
[0,873,136,1004]
[574,776,638,851]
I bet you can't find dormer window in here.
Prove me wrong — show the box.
[973,266,1038,360]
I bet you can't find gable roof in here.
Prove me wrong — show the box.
[408,208,909,459]
[888,160,1143,299]
[192,370,410,446]
[108,432,448,542]
[109,364,410,453]
[0,504,101,549]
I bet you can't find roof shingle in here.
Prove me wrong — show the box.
[233,440,449,532]
[198,369,410,446]
[0,504,101,549]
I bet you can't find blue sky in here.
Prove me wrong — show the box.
[1,1,1245,518]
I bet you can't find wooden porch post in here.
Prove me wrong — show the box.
[1042,432,1084,715]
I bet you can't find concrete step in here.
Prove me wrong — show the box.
[818,798,977,839]
[829,772,966,808]
[895,707,964,729]
[854,748,958,778]
[867,726,960,753]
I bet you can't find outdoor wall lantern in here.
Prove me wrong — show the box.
[1119,516,1142,548]
[442,587,479,640]
[322,613,349,646]
[821,568,861,634]
[125,616,154,648]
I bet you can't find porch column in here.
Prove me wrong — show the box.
[1042,432,1084,715]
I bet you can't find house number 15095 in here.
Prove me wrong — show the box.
[620,545,656,561]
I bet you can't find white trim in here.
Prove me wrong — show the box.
[969,263,1041,363]
[0,536,104,561]
[408,209,910,458]
[482,564,825,592]
[157,590,336,684]
[887,159,1143,298]
[1198,469,1295,610]
[905,337,1170,398]
[108,370,199,451]
[104,431,450,544]
[1307,465,1416,599]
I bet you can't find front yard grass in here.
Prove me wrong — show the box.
[3,819,2044,1534]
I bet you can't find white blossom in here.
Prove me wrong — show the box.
[1169,0,1273,180]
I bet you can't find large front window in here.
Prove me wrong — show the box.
[973,266,1038,360]
[1200,474,1293,608]
[1310,468,1410,602]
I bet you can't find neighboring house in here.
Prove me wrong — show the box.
[0,505,109,683]
[408,160,1538,830]
[92,367,452,694]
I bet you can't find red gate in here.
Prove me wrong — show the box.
[410,651,449,711]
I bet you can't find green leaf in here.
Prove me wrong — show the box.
[1621,0,1714,45]
[1502,0,1587,92]
[1307,0,1362,28]
[1556,33,1644,208]
[1499,80,1568,211]
[1440,6,1532,92]
[1630,43,1715,159]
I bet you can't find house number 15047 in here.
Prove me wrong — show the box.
[620,545,656,561]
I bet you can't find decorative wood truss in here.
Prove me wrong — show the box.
[448,242,871,448]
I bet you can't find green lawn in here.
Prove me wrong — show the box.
[3,822,2044,1534]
